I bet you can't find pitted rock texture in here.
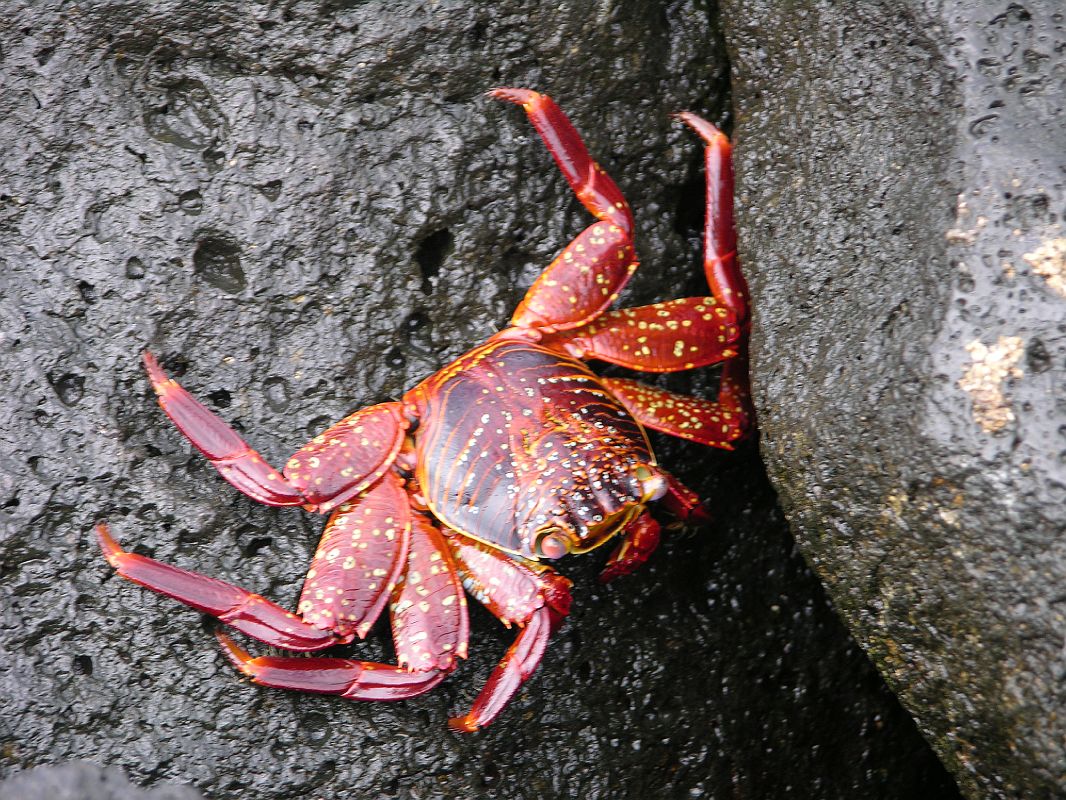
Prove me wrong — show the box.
[0,761,203,800]
[721,1,1065,797]
[0,1,958,798]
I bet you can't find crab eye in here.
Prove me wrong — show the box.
[534,528,571,559]
[634,464,667,502]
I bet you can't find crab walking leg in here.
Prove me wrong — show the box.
[143,352,407,513]
[542,297,741,372]
[212,514,467,705]
[388,514,470,672]
[504,222,637,333]
[142,352,306,506]
[297,471,413,640]
[676,113,749,326]
[443,534,572,732]
[491,88,639,333]
[216,633,449,701]
[96,523,345,650]
[450,605,558,732]
[602,376,750,450]
[490,88,632,234]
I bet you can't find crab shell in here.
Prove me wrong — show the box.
[408,339,665,561]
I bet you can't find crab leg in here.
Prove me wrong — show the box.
[505,222,637,334]
[388,514,470,672]
[142,352,306,506]
[490,88,632,234]
[601,376,750,450]
[143,352,406,513]
[216,633,449,701]
[96,523,344,650]
[543,297,741,372]
[213,512,468,705]
[677,114,756,432]
[297,471,412,639]
[492,88,638,334]
[96,470,417,649]
[677,113,748,325]
[443,534,572,732]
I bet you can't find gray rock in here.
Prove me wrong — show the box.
[0,761,202,800]
[722,0,1065,796]
[0,1,957,798]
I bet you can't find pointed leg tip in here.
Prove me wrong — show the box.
[676,112,728,147]
[488,87,538,107]
[447,715,480,733]
[598,565,625,584]
[95,522,123,565]
[141,350,170,391]
[214,629,254,672]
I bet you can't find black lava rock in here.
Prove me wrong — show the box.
[722,1,1065,796]
[0,1,957,798]
[0,761,203,800]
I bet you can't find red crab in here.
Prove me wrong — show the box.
[96,88,751,732]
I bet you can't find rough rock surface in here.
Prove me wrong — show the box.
[0,1,958,798]
[0,761,203,800]
[721,1,1065,797]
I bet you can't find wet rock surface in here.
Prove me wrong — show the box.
[722,1,1065,797]
[0,1,958,798]
[0,761,203,800]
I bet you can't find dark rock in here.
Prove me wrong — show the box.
[0,1,957,798]
[0,761,203,799]
[721,0,1065,796]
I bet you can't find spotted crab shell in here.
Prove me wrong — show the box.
[410,339,655,559]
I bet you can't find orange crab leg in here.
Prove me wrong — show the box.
[443,534,572,732]
[142,352,307,506]
[490,88,632,234]
[297,471,412,640]
[506,222,637,333]
[389,515,470,672]
[96,523,345,650]
[143,352,406,513]
[450,605,556,732]
[492,88,638,334]
[213,515,469,705]
[602,376,750,450]
[542,297,741,372]
[677,113,748,325]
[216,633,449,701]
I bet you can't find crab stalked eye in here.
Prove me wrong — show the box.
[534,527,571,559]
[634,464,667,502]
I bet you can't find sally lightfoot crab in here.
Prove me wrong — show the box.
[96,88,752,732]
